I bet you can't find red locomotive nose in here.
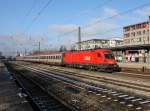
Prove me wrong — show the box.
[104,59,116,64]
[103,51,116,64]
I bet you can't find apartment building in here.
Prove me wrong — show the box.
[123,17,150,45]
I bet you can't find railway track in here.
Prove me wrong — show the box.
[26,61,150,80]
[15,61,150,79]
[19,63,150,93]
[116,71,150,78]
[6,64,72,111]
[10,62,150,111]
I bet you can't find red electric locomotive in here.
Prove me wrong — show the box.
[16,48,120,72]
[63,49,120,72]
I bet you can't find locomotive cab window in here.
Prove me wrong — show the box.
[104,52,114,59]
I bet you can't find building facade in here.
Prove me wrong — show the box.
[73,38,123,50]
[120,17,150,63]
[123,18,150,45]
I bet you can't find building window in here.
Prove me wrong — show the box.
[124,27,130,32]
[136,24,141,29]
[124,33,130,37]
[131,32,135,36]
[131,25,135,30]
[137,31,141,36]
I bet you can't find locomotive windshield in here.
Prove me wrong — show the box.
[104,52,114,59]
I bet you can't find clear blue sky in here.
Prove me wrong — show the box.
[0,0,150,55]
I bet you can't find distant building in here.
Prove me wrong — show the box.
[73,38,123,50]
[123,16,150,45]
[109,38,123,47]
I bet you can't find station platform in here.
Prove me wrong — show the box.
[118,62,150,69]
[0,62,33,111]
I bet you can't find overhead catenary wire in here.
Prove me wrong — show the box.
[54,0,112,38]
[83,1,150,29]
[57,1,150,38]
[74,0,113,18]
[25,0,53,32]
[24,0,37,20]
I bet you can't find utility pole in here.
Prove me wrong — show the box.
[24,48,27,56]
[78,26,81,50]
[39,41,40,53]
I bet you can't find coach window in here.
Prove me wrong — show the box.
[97,53,101,57]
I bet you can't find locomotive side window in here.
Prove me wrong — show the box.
[97,53,101,57]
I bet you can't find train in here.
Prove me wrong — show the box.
[16,48,120,72]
